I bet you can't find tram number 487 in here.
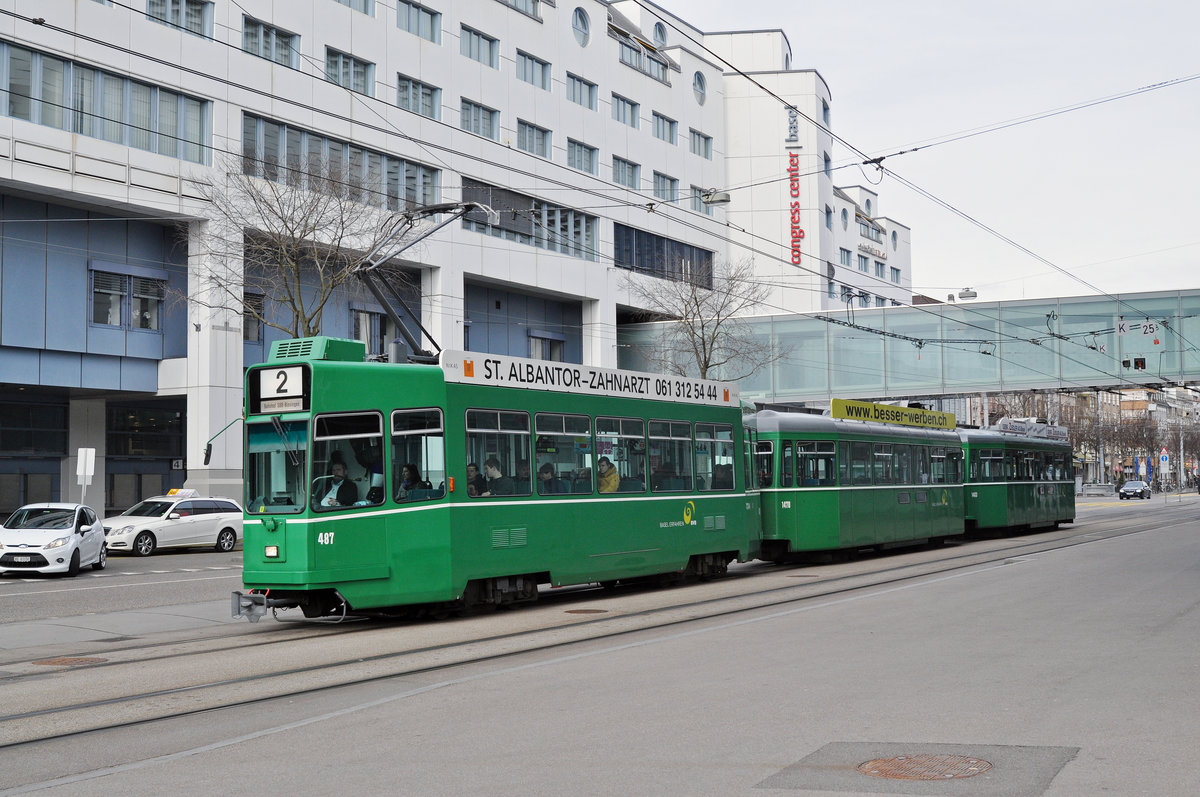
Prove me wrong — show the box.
[317,532,335,545]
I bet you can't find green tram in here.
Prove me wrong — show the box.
[233,337,759,620]
[754,409,966,560]
[960,422,1075,532]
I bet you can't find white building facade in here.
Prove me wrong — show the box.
[0,0,911,508]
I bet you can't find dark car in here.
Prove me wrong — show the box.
[1119,480,1151,500]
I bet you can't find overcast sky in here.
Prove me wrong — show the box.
[655,0,1200,302]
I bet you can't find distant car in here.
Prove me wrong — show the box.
[1119,480,1151,500]
[0,503,106,576]
[103,490,243,556]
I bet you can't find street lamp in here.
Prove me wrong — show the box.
[700,189,731,206]
[958,287,978,300]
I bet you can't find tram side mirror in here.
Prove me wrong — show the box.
[203,443,212,465]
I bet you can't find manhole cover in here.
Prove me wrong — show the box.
[858,754,992,780]
[564,609,607,614]
[33,657,108,666]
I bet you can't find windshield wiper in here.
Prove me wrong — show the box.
[271,416,303,468]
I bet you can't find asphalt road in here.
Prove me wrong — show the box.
[3,495,1198,796]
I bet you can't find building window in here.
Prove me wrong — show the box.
[528,331,564,362]
[859,220,883,243]
[825,205,833,230]
[567,139,597,174]
[461,178,598,261]
[839,248,852,267]
[653,22,667,47]
[242,113,440,210]
[693,71,706,104]
[614,224,713,287]
[460,99,498,139]
[517,120,551,158]
[618,40,668,83]
[242,17,298,67]
[865,199,873,215]
[500,0,540,16]
[823,152,831,177]
[612,156,639,189]
[875,296,887,307]
[1,42,210,163]
[325,48,374,95]
[840,285,853,302]
[397,0,440,42]
[91,271,164,330]
[689,129,712,159]
[397,74,440,119]
[567,73,596,109]
[460,26,498,68]
[334,0,373,12]
[859,293,870,308]
[841,208,849,230]
[516,51,551,90]
[572,7,590,46]
[146,0,213,37]
[822,99,830,126]
[690,186,713,216]
[857,254,869,273]
[892,229,899,250]
[652,172,678,203]
[827,281,836,299]
[351,309,389,357]
[612,94,639,127]
[244,293,264,342]
[874,261,886,278]
[652,112,677,144]
[891,267,902,284]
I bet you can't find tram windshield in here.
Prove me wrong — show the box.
[246,419,309,514]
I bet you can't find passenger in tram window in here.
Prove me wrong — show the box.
[515,459,532,495]
[319,461,358,507]
[537,462,567,495]
[400,463,432,493]
[466,462,487,497]
[597,456,619,493]
[482,457,514,496]
[711,463,733,490]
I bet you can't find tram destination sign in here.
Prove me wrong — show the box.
[831,399,956,430]
[440,350,738,407]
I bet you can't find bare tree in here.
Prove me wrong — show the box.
[621,258,786,381]
[185,154,427,339]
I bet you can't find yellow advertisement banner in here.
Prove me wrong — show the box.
[831,399,956,430]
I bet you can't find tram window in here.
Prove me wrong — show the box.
[246,420,308,514]
[649,420,692,491]
[311,411,385,511]
[798,441,835,486]
[872,443,892,484]
[742,427,754,491]
[837,442,850,485]
[894,445,913,485]
[755,441,773,488]
[978,449,1003,482]
[695,423,735,491]
[466,409,532,497]
[1004,451,1019,480]
[915,447,930,484]
[851,442,872,485]
[536,413,593,495]
[780,441,794,488]
[947,449,964,484]
[596,416,647,493]
[391,409,445,502]
[930,447,947,484]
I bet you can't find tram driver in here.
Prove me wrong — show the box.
[318,461,358,507]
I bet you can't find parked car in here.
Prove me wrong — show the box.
[1118,480,1151,500]
[103,490,243,556]
[0,503,106,576]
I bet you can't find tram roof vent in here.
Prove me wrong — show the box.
[269,336,366,363]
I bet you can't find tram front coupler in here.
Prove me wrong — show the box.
[231,590,293,622]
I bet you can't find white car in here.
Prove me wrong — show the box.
[103,490,243,556]
[0,503,107,576]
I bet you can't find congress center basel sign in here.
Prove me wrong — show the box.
[441,351,738,407]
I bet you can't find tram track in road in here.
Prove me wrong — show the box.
[0,508,1188,749]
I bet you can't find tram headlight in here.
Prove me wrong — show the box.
[265,545,279,558]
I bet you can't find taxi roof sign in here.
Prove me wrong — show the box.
[166,488,199,497]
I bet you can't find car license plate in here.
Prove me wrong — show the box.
[14,555,30,562]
